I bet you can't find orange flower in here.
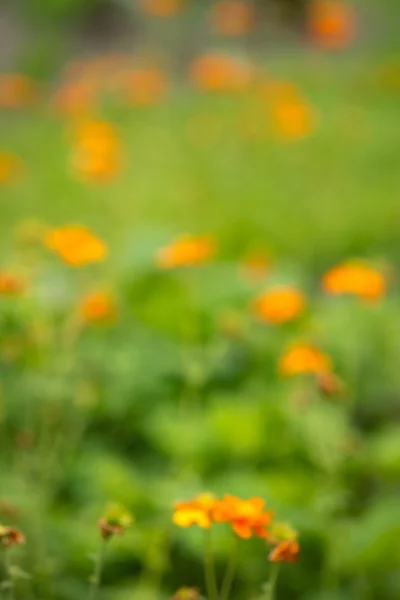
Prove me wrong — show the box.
[44,225,107,267]
[0,74,36,109]
[72,148,121,182]
[123,68,167,106]
[80,292,117,323]
[269,540,299,563]
[0,153,21,184]
[253,287,305,324]
[308,0,356,49]
[156,235,215,268]
[271,98,315,140]
[213,495,273,539]
[190,54,251,93]
[0,272,25,295]
[173,494,217,529]
[322,261,385,301]
[71,120,121,182]
[279,343,332,376]
[210,1,254,37]
[139,0,184,17]
[0,526,25,549]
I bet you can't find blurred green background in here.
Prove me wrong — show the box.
[1,1,400,599]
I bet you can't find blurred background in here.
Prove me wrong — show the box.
[1,1,400,599]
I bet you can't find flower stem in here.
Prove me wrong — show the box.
[220,535,239,600]
[264,563,280,600]
[1,550,14,600]
[88,539,108,600]
[203,528,219,600]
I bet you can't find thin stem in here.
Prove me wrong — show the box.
[220,535,239,600]
[1,551,14,600]
[265,563,280,600]
[203,528,219,600]
[88,539,108,600]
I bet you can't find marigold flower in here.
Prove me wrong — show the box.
[140,0,184,17]
[0,525,25,548]
[0,153,22,184]
[0,74,36,109]
[322,261,385,301]
[210,1,254,37]
[190,54,251,93]
[271,98,315,140]
[80,292,117,323]
[72,147,121,182]
[71,119,122,182]
[0,272,25,295]
[269,539,299,563]
[44,225,107,267]
[173,494,217,529]
[157,235,215,269]
[253,287,305,324]
[308,0,356,49]
[213,495,273,539]
[279,343,332,376]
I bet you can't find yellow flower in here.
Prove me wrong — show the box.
[173,494,217,529]
[44,225,107,266]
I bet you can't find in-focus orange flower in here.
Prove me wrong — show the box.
[0,153,21,184]
[44,225,107,267]
[0,272,25,295]
[190,54,251,93]
[322,261,385,301]
[271,98,315,140]
[308,0,356,49]
[140,0,184,17]
[157,235,215,268]
[210,0,254,37]
[80,291,117,323]
[269,539,299,562]
[123,68,167,106]
[0,74,36,109]
[173,494,217,529]
[213,495,273,539]
[253,287,306,324]
[279,343,332,376]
